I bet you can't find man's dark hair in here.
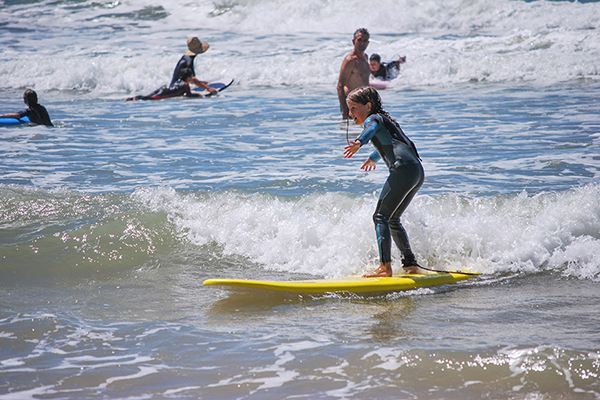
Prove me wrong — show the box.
[369,54,381,62]
[353,28,369,40]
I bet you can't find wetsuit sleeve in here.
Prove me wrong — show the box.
[369,150,381,163]
[355,117,379,146]
[356,117,382,162]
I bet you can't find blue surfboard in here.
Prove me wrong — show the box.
[0,116,30,125]
[193,79,234,96]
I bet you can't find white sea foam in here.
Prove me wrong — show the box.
[1,0,599,94]
[362,347,413,371]
[133,183,600,280]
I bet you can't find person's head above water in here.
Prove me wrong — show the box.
[23,89,38,106]
[369,54,382,72]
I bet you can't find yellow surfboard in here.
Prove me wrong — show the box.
[203,271,479,294]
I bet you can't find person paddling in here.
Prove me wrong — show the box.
[1,89,53,126]
[343,86,424,277]
[369,54,406,81]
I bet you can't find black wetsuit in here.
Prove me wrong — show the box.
[170,55,196,87]
[132,80,194,101]
[17,104,52,126]
[355,113,424,267]
[371,62,400,81]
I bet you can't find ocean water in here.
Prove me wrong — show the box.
[1,0,600,398]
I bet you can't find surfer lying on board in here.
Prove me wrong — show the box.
[343,86,424,277]
[369,54,406,81]
[125,68,199,101]
[1,89,53,126]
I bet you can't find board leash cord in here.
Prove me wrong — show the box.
[415,264,480,276]
[346,117,351,144]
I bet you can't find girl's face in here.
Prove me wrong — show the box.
[347,100,372,125]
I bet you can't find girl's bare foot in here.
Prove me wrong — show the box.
[402,265,421,274]
[363,263,392,278]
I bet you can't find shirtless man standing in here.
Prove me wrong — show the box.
[337,28,371,119]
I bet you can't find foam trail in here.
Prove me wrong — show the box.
[133,184,600,280]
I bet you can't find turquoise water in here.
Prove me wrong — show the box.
[2,0,600,398]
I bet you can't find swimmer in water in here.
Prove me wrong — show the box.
[1,89,53,126]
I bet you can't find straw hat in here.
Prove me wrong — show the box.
[184,36,210,56]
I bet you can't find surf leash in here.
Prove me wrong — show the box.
[415,264,480,276]
[345,117,351,145]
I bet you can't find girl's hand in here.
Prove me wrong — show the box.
[343,141,361,158]
[361,158,377,171]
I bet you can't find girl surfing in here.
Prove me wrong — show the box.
[343,86,424,277]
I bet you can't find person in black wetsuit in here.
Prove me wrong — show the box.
[369,54,406,81]
[343,86,424,277]
[125,68,199,101]
[1,89,53,126]
[171,36,217,96]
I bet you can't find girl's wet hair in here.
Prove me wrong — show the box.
[347,86,400,127]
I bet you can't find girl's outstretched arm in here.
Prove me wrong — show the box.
[361,158,377,171]
[343,140,361,158]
